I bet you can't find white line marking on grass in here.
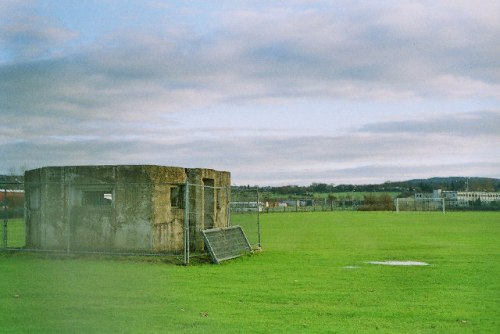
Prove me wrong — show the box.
[367,261,429,266]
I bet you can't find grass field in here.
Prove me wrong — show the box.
[1,212,499,333]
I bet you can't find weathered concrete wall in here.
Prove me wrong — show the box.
[148,166,186,253]
[187,168,231,250]
[24,165,230,253]
[25,167,67,250]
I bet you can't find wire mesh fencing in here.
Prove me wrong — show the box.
[229,187,261,249]
[1,183,25,249]
[258,198,364,212]
[395,198,445,212]
[2,180,257,264]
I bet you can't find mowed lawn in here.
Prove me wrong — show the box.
[1,212,499,333]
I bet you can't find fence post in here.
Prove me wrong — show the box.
[226,186,230,227]
[257,188,261,249]
[3,188,7,249]
[65,181,71,254]
[183,181,190,265]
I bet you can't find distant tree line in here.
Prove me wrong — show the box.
[235,177,500,196]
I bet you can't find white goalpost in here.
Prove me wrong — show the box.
[395,198,445,213]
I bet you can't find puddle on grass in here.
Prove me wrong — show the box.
[367,261,429,266]
[343,261,430,269]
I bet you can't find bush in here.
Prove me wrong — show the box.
[359,193,395,211]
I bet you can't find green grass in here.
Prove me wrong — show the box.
[1,218,25,248]
[1,212,499,333]
[231,212,261,247]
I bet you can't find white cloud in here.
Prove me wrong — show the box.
[0,1,77,62]
[3,110,498,184]
[1,1,499,184]
[361,111,500,136]
[3,0,499,120]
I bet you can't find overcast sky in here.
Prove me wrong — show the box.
[1,0,499,185]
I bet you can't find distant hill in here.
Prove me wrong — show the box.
[402,177,499,192]
[3,174,499,194]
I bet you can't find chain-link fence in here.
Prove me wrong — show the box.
[1,183,25,249]
[229,187,261,249]
[238,195,500,213]
[5,178,496,262]
[258,198,364,212]
[395,197,500,212]
[1,180,260,265]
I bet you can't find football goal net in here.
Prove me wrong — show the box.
[395,198,445,213]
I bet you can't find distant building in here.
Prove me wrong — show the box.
[230,201,263,212]
[416,189,500,203]
[411,189,500,209]
[439,191,500,206]
[0,189,24,215]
